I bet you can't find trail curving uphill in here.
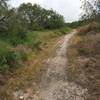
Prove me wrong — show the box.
[14,30,87,100]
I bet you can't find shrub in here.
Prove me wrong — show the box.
[17,31,27,39]
[0,41,25,73]
[15,45,33,61]
[77,33,100,57]
[29,39,42,52]
[78,22,100,35]
[0,51,22,73]
[26,32,42,52]
[9,35,27,46]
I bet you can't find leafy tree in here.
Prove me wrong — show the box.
[81,0,100,21]
[17,3,64,30]
[0,0,8,18]
[81,0,96,20]
[40,9,64,29]
[18,3,33,29]
[0,0,9,32]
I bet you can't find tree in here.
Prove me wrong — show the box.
[0,1,65,34]
[96,0,100,15]
[81,0,100,22]
[17,3,64,30]
[0,0,9,32]
[81,0,96,20]
[18,3,33,29]
[0,0,8,18]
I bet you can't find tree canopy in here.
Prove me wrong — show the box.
[81,0,100,21]
[0,1,65,35]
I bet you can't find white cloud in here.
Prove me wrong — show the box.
[42,0,82,22]
[10,0,82,22]
[21,0,45,5]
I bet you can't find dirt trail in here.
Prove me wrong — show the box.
[14,31,88,100]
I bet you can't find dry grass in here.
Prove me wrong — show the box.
[67,23,100,100]
[0,35,62,100]
[67,35,82,81]
[77,22,100,36]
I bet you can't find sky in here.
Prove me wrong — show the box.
[9,0,82,22]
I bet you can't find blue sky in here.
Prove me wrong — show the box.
[9,0,82,22]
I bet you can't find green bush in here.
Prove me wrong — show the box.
[28,39,42,52]
[9,36,27,46]
[0,51,22,73]
[26,32,42,52]
[0,41,26,73]
[6,51,21,68]
[17,31,27,39]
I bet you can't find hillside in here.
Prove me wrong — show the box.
[67,22,100,100]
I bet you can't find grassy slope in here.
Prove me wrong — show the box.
[67,22,100,100]
[0,27,71,99]
[0,27,71,73]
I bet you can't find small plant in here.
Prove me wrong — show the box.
[0,41,28,73]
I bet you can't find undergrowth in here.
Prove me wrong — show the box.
[67,22,100,100]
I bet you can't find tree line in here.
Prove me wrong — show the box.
[0,0,64,37]
[0,0,66,73]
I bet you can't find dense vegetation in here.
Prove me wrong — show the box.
[0,0,67,73]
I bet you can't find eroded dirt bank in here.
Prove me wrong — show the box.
[14,31,88,100]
